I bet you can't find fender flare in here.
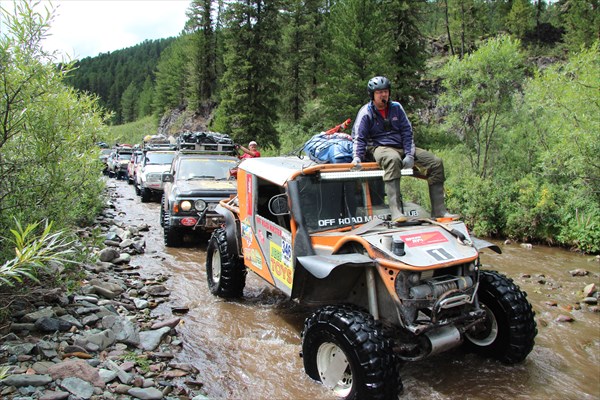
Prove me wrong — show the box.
[471,237,502,254]
[215,204,241,256]
[297,253,373,279]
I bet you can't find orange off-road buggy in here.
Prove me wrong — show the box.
[206,154,536,399]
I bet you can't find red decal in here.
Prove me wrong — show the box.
[399,231,448,248]
[246,174,253,216]
[181,217,197,227]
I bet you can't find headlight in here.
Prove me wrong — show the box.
[180,200,192,211]
[194,199,207,211]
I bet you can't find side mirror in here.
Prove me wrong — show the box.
[162,173,174,183]
[269,194,289,215]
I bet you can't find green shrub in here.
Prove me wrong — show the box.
[503,176,561,243]
[0,219,76,287]
[557,193,600,254]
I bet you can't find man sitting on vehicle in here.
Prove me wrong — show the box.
[352,76,458,222]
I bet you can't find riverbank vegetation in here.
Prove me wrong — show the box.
[0,1,105,287]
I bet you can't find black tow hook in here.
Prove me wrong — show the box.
[193,208,208,230]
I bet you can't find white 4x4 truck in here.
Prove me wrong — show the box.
[206,156,537,399]
[135,149,176,202]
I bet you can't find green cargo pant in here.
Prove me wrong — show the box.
[368,146,445,185]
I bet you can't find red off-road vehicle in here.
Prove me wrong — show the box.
[206,157,537,399]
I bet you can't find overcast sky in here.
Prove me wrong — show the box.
[28,0,190,59]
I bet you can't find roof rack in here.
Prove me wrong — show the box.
[175,131,236,154]
[177,149,235,156]
[144,143,177,151]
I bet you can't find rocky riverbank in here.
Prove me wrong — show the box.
[0,187,207,400]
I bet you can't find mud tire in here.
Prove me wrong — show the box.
[301,305,402,400]
[160,196,166,227]
[465,270,537,363]
[206,228,246,298]
[140,187,151,203]
[163,213,182,247]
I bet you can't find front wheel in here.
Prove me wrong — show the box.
[302,305,401,400]
[465,270,537,363]
[140,187,151,203]
[163,213,182,247]
[206,228,246,298]
[160,196,166,227]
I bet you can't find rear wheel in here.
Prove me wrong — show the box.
[206,228,246,298]
[302,305,402,400]
[140,187,151,203]
[465,270,537,363]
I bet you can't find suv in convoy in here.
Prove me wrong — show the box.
[161,131,239,247]
[99,148,113,175]
[127,149,144,185]
[135,147,176,202]
[206,157,537,399]
[109,145,133,180]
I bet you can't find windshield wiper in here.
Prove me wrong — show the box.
[186,175,215,180]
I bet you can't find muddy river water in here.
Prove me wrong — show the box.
[111,180,599,400]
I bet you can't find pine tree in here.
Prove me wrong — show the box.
[279,0,327,122]
[506,0,536,39]
[137,77,154,118]
[320,0,389,122]
[121,82,139,123]
[218,0,281,148]
[384,0,428,108]
[561,0,599,50]
[153,37,190,115]
[185,0,217,111]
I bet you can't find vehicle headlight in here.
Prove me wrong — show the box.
[180,200,192,211]
[194,199,207,211]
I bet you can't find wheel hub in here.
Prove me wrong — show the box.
[465,304,498,346]
[211,250,222,283]
[316,342,352,396]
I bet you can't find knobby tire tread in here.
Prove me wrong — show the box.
[302,304,402,400]
[207,228,246,298]
[472,270,537,364]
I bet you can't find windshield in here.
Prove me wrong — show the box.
[146,152,175,165]
[296,175,389,233]
[118,154,132,161]
[176,158,237,181]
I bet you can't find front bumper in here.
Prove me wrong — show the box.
[169,212,224,231]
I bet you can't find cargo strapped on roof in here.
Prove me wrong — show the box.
[176,131,236,154]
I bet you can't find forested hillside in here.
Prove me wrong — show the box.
[65,38,175,124]
[2,0,598,261]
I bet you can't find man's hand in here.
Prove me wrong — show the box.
[351,157,362,171]
[402,155,414,169]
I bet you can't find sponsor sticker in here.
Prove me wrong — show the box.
[270,242,293,289]
[399,231,448,248]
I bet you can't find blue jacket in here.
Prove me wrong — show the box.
[352,100,415,161]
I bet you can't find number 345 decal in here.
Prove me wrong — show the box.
[426,248,455,261]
